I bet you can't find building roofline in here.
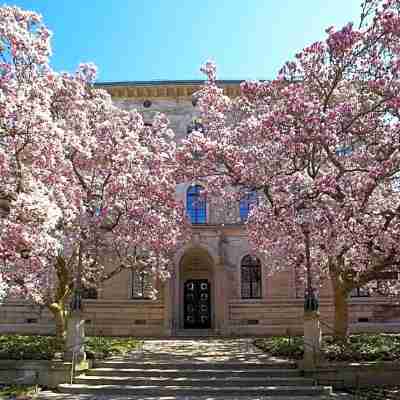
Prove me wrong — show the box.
[95,79,245,87]
[93,79,276,99]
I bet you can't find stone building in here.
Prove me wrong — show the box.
[1,80,399,337]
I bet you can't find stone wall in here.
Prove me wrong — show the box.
[1,297,399,337]
[0,359,90,388]
[301,361,400,389]
[0,300,165,337]
[226,298,400,336]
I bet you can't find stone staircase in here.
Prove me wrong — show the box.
[58,360,334,399]
[55,339,344,399]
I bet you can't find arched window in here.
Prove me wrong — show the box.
[187,185,206,224]
[239,190,258,222]
[241,255,262,299]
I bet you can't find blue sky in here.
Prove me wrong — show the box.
[8,1,361,83]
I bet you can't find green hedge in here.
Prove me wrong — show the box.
[0,335,142,360]
[254,334,400,362]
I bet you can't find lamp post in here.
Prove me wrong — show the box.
[293,191,319,312]
[65,191,102,362]
[296,203,321,368]
[302,225,319,313]
[65,241,85,362]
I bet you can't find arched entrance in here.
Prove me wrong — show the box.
[179,247,214,330]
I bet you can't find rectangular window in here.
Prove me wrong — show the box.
[82,286,98,299]
[351,270,399,297]
[131,270,153,299]
[187,185,207,224]
[239,191,258,222]
[350,287,370,297]
[335,144,353,157]
[241,265,262,299]
[391,171,400,192]
[376,270,398,295]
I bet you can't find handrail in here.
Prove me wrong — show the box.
[318,318,346,339]
[64,336,88,385]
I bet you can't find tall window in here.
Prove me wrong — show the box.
[239,190,258,222]
[187,185,206,224]
[131,270,152,299]
[241,255,262,299]
[392,173,400,192]
[82,286,98,299]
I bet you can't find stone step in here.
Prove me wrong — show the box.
[58,383,332,397]
[93,361,296,369]
[39,390,352,400]
[174,329,218,337]
[87,367,301,377]
[75,375,315,387]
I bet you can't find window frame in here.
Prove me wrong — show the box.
[350,271,399,297]
[350,287,370,298]
[240,255,262,300]
[131,269,152,300]
[239,190,258,222]
[186,184,207,224]
[82,286,98,300]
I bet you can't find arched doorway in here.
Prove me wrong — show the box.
[179,247,214,330]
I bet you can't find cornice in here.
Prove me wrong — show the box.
[95,80,243,99]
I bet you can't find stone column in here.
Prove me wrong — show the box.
[303,310,322,369]
[64,311,86,362]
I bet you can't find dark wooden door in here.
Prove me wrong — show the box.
[184,279,211,329]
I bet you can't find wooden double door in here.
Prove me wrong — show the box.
[184,279,211,329]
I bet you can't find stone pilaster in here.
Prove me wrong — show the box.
[302,311,322,369]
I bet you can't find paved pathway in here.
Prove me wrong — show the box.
[118,338,290,364]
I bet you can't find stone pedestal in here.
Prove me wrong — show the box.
[303,311,322,369]
[64,312,85,362]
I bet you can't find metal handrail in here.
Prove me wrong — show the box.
[65,336,88,385]
[318,318,347,339]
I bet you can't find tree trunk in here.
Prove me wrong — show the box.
[47,302,68,351]
[329,262,349,341]
[47,255,72,352]
[333,284,349,341]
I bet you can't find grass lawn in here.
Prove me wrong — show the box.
[254,333,400,362]
[0,335,142,360]
[0,384,38,399]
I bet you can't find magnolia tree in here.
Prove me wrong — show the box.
[0,6,188,345]
[178,0,400,339]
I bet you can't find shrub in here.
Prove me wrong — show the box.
[0,335,141,360]
[254,334,400,362]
